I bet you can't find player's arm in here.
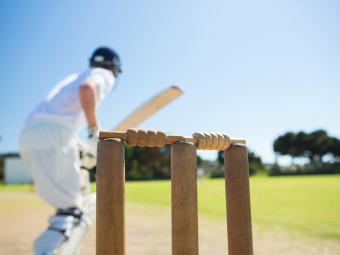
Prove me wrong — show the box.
[79,81,98,128]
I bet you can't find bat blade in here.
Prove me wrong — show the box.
[114,86,183,130]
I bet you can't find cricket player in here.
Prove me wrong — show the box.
[19,47,122,254]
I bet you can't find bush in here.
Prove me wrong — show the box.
[0,156,3,181]
[267,163,340,176]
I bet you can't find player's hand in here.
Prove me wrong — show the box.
[79,126,98,170]
[85,126,99,157]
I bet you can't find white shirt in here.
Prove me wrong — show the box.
[27,67,115,133]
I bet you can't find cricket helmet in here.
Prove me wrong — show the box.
[90,47,122,74]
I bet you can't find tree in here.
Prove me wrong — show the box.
[273,130,337,164]
[328,137,340,162]
[304,130,330,163]
[123,145,203,180]
[125,145,171,180]
[273,132,303,163]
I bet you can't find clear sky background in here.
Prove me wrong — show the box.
[1,0,340,162]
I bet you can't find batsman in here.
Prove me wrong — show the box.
[19,47,122,254]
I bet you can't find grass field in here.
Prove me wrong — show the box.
[1,175,340,240]
[120,175,340,240]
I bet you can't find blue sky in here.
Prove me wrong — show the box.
[1,0,340,162]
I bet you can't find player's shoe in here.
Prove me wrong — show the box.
[33,207,92,255]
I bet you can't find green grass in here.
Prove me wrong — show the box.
[250,175,340,239]
[2,176,340,240]
[0,181,34,192]
[122,176,340,240]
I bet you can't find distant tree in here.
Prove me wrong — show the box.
[328,137,340,162]
[125,145,171,180]
[294,131,308,158]
[273,132,301,163]
[305,130,331,163]
[217,150,224,165]
[122,145,203,180]
[273,129,340,164]
[0,155,3,181]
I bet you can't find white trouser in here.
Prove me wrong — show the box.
[19,121,83,209]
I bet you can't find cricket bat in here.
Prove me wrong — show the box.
[114,85,183,130]
[80,86,183,170]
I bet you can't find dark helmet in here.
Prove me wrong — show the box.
[90,47,122,74]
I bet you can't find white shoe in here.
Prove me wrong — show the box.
[34,208,91,255]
